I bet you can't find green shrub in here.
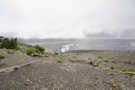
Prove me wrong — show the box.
[17,44,45,57]
[8,50,14,54]
[108,80,117,88]
[89,60,99,67]
[0,54,5,59]
[120,70,135,75]
[26,48,35,56]
[57,60,63,63]
[26,47,44,57]
[1,38,18,49]
[17,47,25,54]
[98,56,103,59]
[34,45,45,54]
[123,60,134,65]
[110,66,114,70]
[103,59,109,62]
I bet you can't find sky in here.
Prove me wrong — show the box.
[0,0,135,38]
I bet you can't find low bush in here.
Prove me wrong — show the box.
[0,37,46,57]
[110,66,114,70]
[89,60,99,67]
[98,56,103,59]
[0,54,5,59]
[108,80,117,88]
[17,47,26,54]
[26,46,44,57]
[56,59,63,63]
[26,48,35,56]
[8,50,14,54]
[120,70,135,75]
[123,60,135,65]
[34,45,45,54]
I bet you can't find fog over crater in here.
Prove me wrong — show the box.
[0,0,135,39]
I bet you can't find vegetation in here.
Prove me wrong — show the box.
[108,80,118,88]
[97,56,103,59]
[120,70,135,75]
[56,59,63,63]
[54,52,59,55]
[89,60,99,66]
[0,54,5,59]
[0,39,2,42]
[17,43,45,57]
[26,46,45,57]
[110,66,114,70]
[103,67,110,70]
[123,60,135,65]
[0,37,45,57]
[8,49,14,54]
[103,59,109,62]
[0,38,18,49]
[14,67,19,71]
[34,45,45,54]
[17,47,26,54]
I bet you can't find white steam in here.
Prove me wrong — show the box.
[0,0,135,38]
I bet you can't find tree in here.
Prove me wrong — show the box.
[1,38,18,49]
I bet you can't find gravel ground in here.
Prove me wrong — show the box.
[0,50,135,90]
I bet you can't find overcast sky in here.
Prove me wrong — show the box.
[0,0,135,38]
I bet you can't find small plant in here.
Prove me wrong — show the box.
[0,54,5,59]
[26,48,35,56]
[69,59,74,63]
[103,67,110,70]
[34,45,45,54]
[123,60,132,64]
[14,67,19,71]
[110,66,114,70]
[98,56,103,59]
[44,54,49,57]
[17,47,26,54]
[57,60,63,63]
[8,50,14,54]
[103,59,109,62]
[89,60,99,67]
[108,80,117,88]
[120,70,135,75]
[54,52,59,55]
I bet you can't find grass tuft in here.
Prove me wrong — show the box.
[8,49,14,54]
[57,60,63,63]
[108,80,117,88]
[120,70,135,75]
[0,54,5,59]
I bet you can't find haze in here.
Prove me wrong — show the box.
[0,0,135,38]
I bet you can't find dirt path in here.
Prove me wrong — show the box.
[0,59,42,73]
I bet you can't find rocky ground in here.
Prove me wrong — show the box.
[0,49,135,90]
